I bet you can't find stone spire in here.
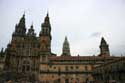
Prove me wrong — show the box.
[45,12,50,23]
[27,23,36,37]
[13,13,26,37]
[61,36,71,56]
[99,37,110,56]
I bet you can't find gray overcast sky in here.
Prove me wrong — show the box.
[0,0,125,56]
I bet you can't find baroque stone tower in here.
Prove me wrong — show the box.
[39,13,53,63]
[4,13,39,81]
[39,13,52,54]
[99,37,110,56]
[61,36,71,56]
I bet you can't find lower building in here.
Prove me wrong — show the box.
[39,56,119,83]
[93,57,125,83]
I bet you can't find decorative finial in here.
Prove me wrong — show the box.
[65,36,67,41]
[47,12,49,17]
[23,11,25,17]
[30,22,33,29]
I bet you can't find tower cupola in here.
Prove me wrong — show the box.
[99,37,110,56]
[61,36,71,56]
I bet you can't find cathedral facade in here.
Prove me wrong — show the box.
[0,13,121,83]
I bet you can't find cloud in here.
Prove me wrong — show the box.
[90,32,101,38]
[0,0,124,56]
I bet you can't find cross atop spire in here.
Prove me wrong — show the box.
[44,11,50,23]
[23,11,25,17]
[47,11,49,17]
[65,36,68,43]
[19,13,25,24]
